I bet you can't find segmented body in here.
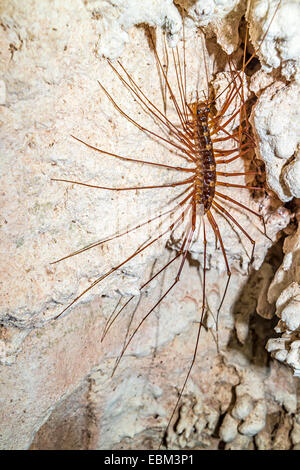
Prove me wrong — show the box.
[192,103,216,213]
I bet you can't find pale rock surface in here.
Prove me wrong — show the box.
[94,0,182,58]
[267,225,300,377]
[291,414,300,449]
[225,433,253,450]
[249,0,300,203]
[219,370,266,443]
[219,413,239,443]
[238,399,267,436]
[176,0,246,54]
[247,0,300,81]
[250,82,300,202]
[283,149,300,199]
[231,393,254,420]
[0,0,299,451]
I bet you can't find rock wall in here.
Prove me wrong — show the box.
[0,0,299,450]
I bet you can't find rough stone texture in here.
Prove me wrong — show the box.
[266,224,300,377]
[176,0,247,55]
[250,81,300,202]
[247,0,300,81]
[249,0,300,203]
[0,0,299,451]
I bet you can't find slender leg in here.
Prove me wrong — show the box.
[71,135,194,173]
[206,211,231,343]
[216,182,263,190]
[112,204,197,377]
[216,171,258,177]
[112,60,194,151]
[101,222,193,342]
[51,190,194,264]
[215,190,270,240]
[212,201,255,263]
[51,175,195,191]
[162,217,208,448]
[54,206,191,319]
[98,78,196,161]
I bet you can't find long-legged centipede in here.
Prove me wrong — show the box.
[49,0,286,450]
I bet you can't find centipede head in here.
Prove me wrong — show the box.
[188,100,211,120]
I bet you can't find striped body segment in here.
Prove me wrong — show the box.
[191,102,216,214]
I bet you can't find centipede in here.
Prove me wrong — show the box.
[50,0,285,450]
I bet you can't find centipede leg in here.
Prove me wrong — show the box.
[54,205,191,319]
[111,217,196,377]
[71,134,194,173]
[98,78,196,160]
[51,175,195,192]
[161,217,208,448]
[212,201,255,265]
[207,211,231,348]
[101,226,192,342]
[215,191,271,241]
[112,61,194,151]
[51,189,194,265]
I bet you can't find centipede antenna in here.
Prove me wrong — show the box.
[182,18,188,120]
[114,60,194,149]
[162,33,169,116]
[201,30,210,103]
[172,46,188,128]
[148,30,190,134]
[212,0,282,106]
[244,0,282,70]
[97,78,197,162]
